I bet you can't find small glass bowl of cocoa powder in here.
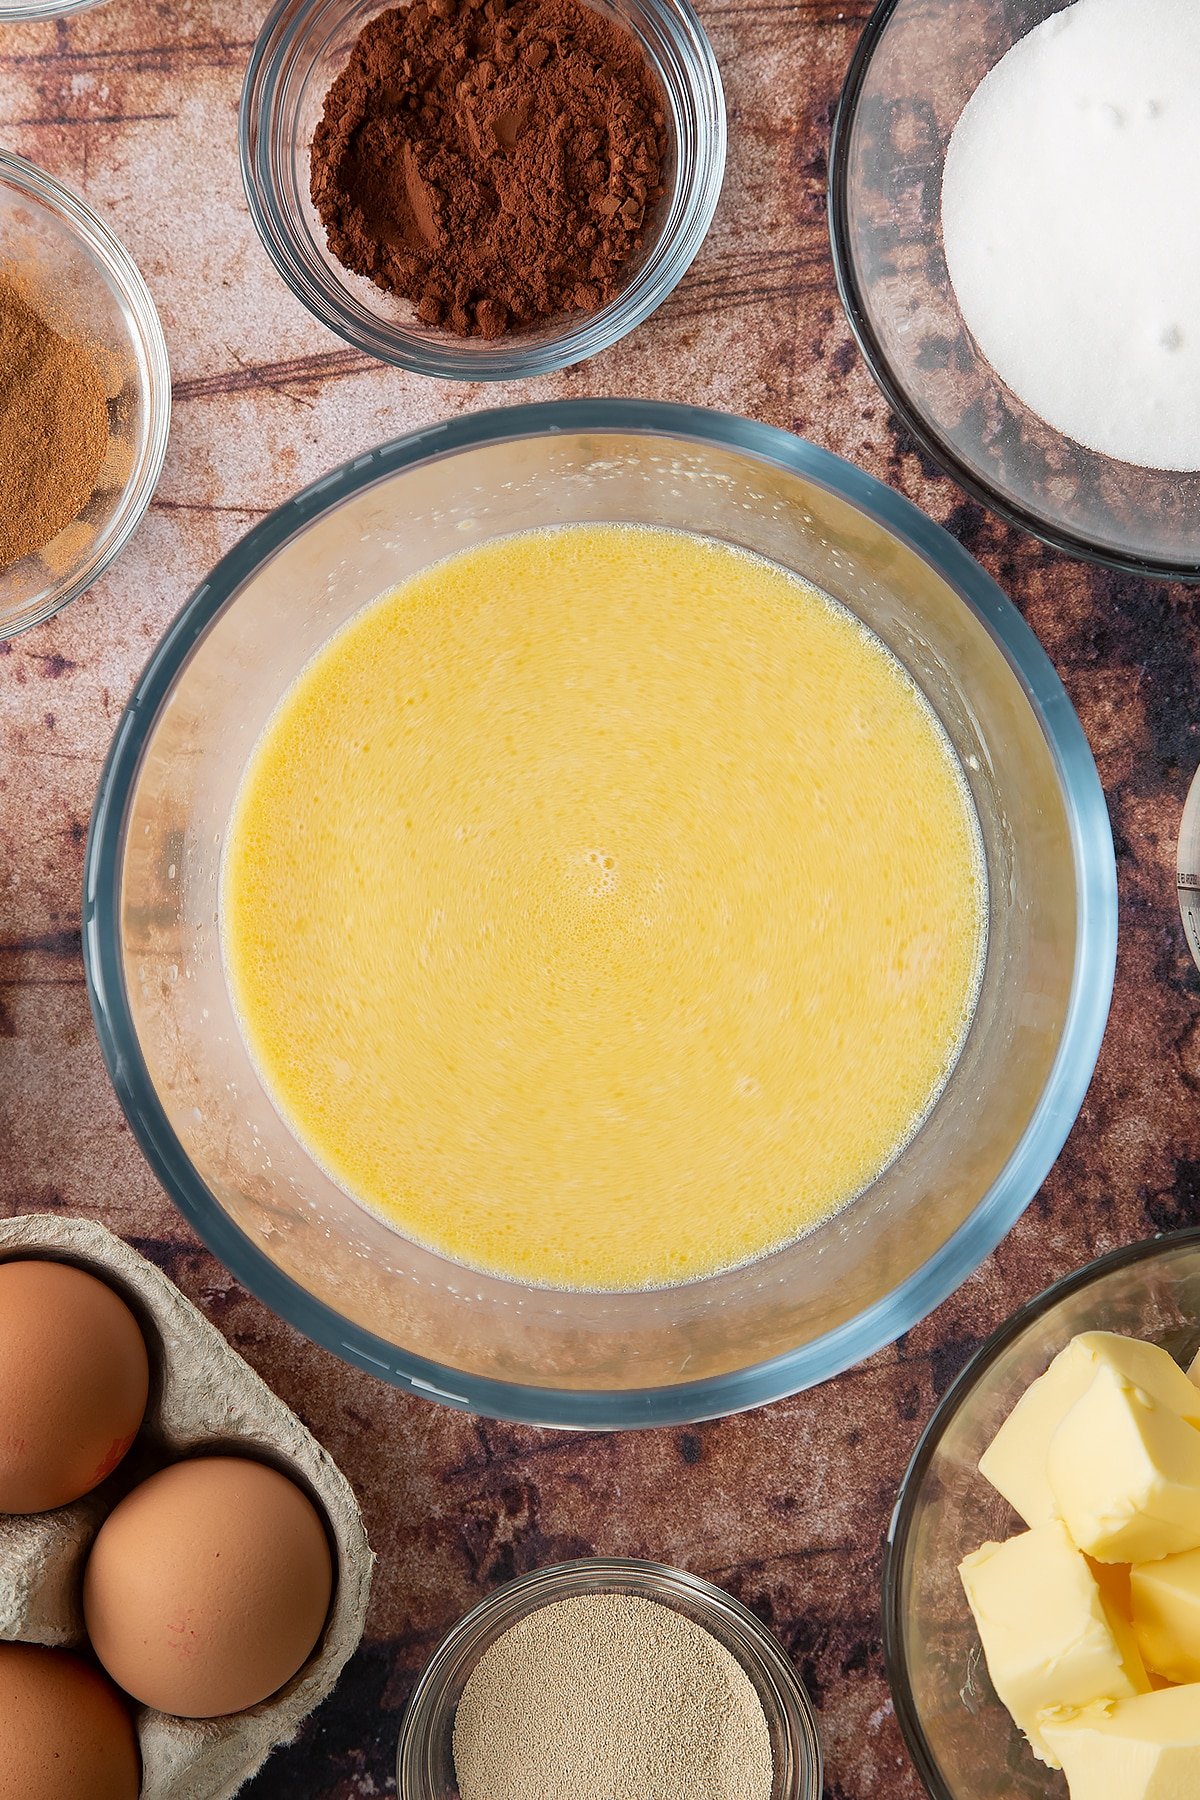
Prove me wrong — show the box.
[397,1558,822,1800]
[0,151,171,639]
[241,0,724,378]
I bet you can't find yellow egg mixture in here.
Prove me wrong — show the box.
[222,524,985,1290]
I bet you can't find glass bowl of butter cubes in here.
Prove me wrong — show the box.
[885,1230,1200,1800]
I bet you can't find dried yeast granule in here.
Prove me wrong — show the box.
[452,1592,775,1800]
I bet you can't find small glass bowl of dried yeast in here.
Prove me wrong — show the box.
[398,1557,821,1800]
[0,151,170,638]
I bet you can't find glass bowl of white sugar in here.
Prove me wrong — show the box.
[830,0,1200,580]
[397,1558,822,1800]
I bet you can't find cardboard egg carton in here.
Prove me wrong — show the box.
[0,1214,374,1800]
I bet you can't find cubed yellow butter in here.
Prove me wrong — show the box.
[1131,1550,1200,1685]
[1048,1364,1200,1564]
[1188,1346,1200,1388]
[980,1334,1200,1528]
[959,1520,1149,1767]
[1041,1686,1200,1799]
[1090,1559,1134,1618]
[1090,1559,1150,1687]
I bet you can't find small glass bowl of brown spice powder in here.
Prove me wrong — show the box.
[398,1558,822,1800]
[0,151,170,638]
[241,0,724,378]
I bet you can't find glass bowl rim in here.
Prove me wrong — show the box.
[1177,761,1200,973]
[238,0,727,380]
[395,1554,824,1800]
[826,0,1200,586]
[82,396,1117,1429]
[0,147,172,637]
[0,0,105,21]
[881,1226,1200,1799]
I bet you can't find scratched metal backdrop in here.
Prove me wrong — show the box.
[2,3,1200,1794]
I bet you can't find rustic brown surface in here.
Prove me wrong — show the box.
[1,2,1199,1797]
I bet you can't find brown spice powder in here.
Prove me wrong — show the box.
[310,0,668,339]
[452,1593,775,1800]
[0,277,110,571]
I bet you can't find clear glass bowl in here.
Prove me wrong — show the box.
[82,399,1116,1427]
[884,1232,1200,1800]
[397,1558,823,1800]
[240,0,725,378]
[1178,762,1200,972]
[829,0,1200,582]
[0,0,105,21]
[0,151,170,638]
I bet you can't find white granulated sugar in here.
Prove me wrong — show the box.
[941,0,1200,471]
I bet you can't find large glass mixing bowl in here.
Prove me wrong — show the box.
[83,401,1116,1427]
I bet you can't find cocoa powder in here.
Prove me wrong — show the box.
[310,0,667,339]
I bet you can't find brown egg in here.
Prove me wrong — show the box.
[83,1455,334,1717]
[0,1641,140,1800]
[0,1260,150,1514]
